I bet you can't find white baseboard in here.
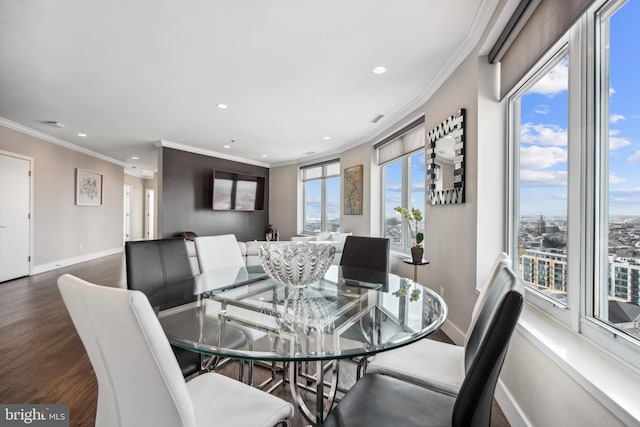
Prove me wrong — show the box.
[32,247,123,275]
[495,378,532,427]
[441,318,466,345]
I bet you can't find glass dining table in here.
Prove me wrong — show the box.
[157,264,447,424]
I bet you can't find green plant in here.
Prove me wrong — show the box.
[394,206,424,247]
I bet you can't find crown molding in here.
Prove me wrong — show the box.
[157,139,270,168]
[0,117,125,167]
[325,0,503,153]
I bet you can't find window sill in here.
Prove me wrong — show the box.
[518,303,640,425]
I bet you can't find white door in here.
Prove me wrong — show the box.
[145,188,155,240]
[0,153,31,282]
[123,185,131,243]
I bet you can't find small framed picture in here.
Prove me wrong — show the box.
[76,168,103,206]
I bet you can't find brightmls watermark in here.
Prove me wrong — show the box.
[1,405,68,426]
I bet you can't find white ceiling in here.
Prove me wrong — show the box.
[0,0,509,176]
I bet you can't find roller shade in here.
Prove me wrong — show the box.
[492,0,595,99]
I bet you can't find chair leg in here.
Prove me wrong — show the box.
[356,356,369,379]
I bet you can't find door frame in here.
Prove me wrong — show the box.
[0,149,34,276]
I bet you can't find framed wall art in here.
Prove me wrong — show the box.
[344,165,363,215]
[76,168,103,206]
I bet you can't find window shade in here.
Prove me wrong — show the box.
[301,159,340,181]
[374,116,425,165]
[494,0,595,99]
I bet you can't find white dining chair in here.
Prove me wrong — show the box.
[194,233,278,386]
[194,234,245,272]
[366,252,511,394]
[58,274,293,427]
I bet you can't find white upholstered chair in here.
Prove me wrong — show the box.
[58,274,293,427]
[194,234,245,272]
[366,252,511,394]
[194,234,278,385]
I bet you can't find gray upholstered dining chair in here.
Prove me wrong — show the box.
[320,264,524,427]
[58,274,293,427]
[125,238,247,378]
[365,252,511,393]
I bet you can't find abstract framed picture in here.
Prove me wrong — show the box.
[344,165,363,215]
[76,168,103,206]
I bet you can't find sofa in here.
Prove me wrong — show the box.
[182,231,351,275]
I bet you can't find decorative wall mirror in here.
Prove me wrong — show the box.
[426,108,465,205]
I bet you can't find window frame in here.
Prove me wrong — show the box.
[506,0,640,369]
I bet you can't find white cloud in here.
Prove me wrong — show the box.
[609,187,640,206]
[534,104,549,115]
[528,58,568,97]
[520,169,568,187]
[610,114,626,123]
[520,145,567,169]
[521,123,568,147]
[385,184,402,192]
[609,174,626,184]
[609,129,632,150]
[628,150,640,163]
[411,182,425,191]
[610,87,616,96]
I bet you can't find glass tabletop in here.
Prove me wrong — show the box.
[158,265,447,362]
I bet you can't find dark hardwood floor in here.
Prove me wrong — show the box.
[0,254,510,426]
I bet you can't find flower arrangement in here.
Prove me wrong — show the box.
[394,206,424,247]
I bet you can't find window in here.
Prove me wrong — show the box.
[507,0,640,366]
[510,52,569,307]
[377,117,425,251]
[301,160,340,233]
[593,0,640,342]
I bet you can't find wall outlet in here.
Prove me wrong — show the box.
[439,287,445,298]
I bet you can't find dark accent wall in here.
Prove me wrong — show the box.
[160,147,269,241]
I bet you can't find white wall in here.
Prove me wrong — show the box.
[0,123,124,271]
[269,164,299,240]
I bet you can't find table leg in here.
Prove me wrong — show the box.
[288,359,339,425]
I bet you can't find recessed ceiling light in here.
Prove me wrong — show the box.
[217,103,228,109]
[131,156,139,160]
[323,136,331,140]
[45,121,65,128]
[372,66,386,74]
[77,132,87,137]
[223,145,231,149]
[261,154,268,158]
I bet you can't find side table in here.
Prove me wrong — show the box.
[402,258,430,282]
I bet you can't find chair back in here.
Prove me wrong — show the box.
[340,235,390,273]
[58,274,195,427]
[125,238,194,310]
[464,252,511,346]
[454,266,524,427]
[195,234,245,272]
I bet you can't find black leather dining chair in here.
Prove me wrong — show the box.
[338,235,390,376]
[125,238,202,377]
[340,235,390,273]
[320,266,524,427]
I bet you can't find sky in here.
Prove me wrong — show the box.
[519,0,640,217]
